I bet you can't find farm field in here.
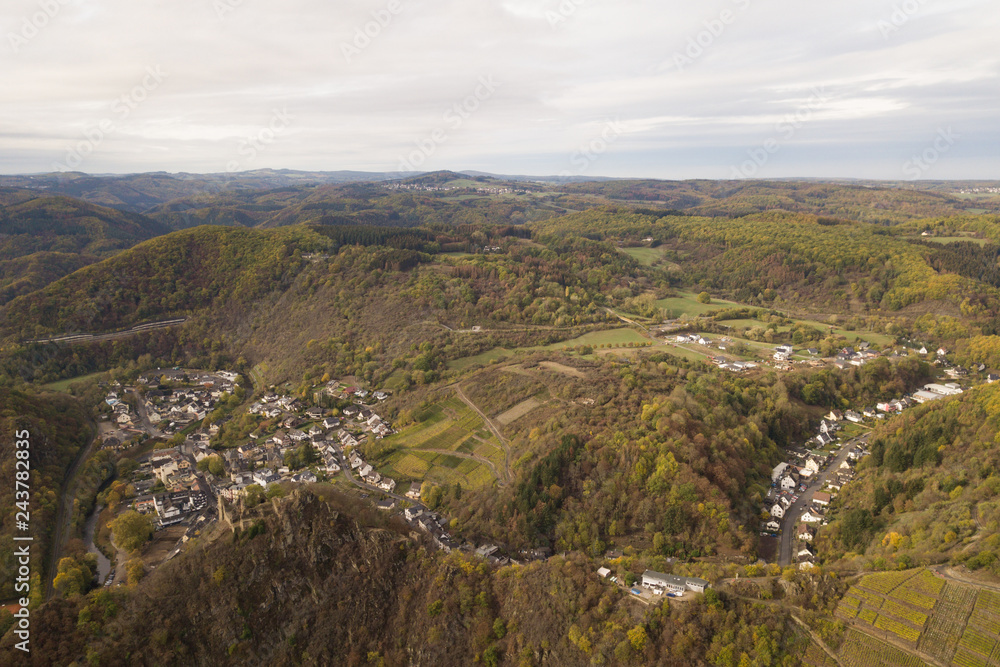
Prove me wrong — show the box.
[375,396,505,489]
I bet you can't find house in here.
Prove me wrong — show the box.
[844,411,863,423]
[812,492,831,506]
[800,510,823,523]
[776,345,793,355]
[937,347,948,357]
[357,463,373,478]
[375,499,395,511]
[323,418,341,429]
[305,407,324,420]
[780,476,797,491]
[377,478,396,492]
[771,462,789,483]
[641,570,709,594]
[815,432,834,447]
[825,410,843,422]
[797,545,815,560]
[797,524,814,541]
[406,482,423,500]
[807,348,819,356]
[766,520,781,532]
[804,457,822,474]
[597,567,612,578]
[989,374,1000,384]
[252,470,279,487]
[770,503,785,519]
[292,471,317,484]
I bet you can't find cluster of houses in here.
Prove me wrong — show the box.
[134,369,240,435]
[830,344,880,369]
[348,449,396,492]
[130,444,214,528]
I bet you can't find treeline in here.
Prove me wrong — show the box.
[0,386,93,600]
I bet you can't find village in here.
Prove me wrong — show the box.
[95,369,548,576]
[761,346,997,571]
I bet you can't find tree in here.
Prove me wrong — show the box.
[696,291,711,304]
[627,625,648,651]
[126,558,145,586]
[109,510,155,552]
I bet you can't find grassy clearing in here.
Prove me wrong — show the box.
[903,235,988,246]
[43,371,106,392]
[541,328,648,350]
[447,327,650,370]
[618,246,670,266]
[656,291,741,318]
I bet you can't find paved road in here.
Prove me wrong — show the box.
[129,389,164,438]
[778,432,870,566]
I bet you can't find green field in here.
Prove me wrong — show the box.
[541,328,648,350]
[447,327,651,370]
[656,292,740,318]
[43,371,106,393]
[904,235,988,246]
[618,246,678,267]
[375,396,504,489]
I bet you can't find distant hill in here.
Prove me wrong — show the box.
[0,170,415,215]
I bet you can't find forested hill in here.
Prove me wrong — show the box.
[0,193,170,260]
[2,488,805,666]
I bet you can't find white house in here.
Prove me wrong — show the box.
[770,503,785,519]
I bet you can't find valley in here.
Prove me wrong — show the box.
[2,171,1000,666]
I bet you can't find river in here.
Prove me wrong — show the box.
[83,505,112,584]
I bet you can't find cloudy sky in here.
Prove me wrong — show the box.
[1,0,998,179]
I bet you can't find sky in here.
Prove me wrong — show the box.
[1,0,998,179]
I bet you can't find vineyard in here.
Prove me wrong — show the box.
[954,590,1000,667]
[802,642,838,667]
[836,571,1000,667]
[919,583,977,664]
[835,569,937,647]
[839,629,931,667]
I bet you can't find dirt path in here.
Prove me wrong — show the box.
[453,385,511,482]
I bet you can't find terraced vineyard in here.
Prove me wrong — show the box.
[954,590,1000,667]
[919,583,978,664]
[835,569,937,647]
[839,629,931,667]
[837,571,1000,667]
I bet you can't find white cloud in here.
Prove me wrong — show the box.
[0,0,997,177]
